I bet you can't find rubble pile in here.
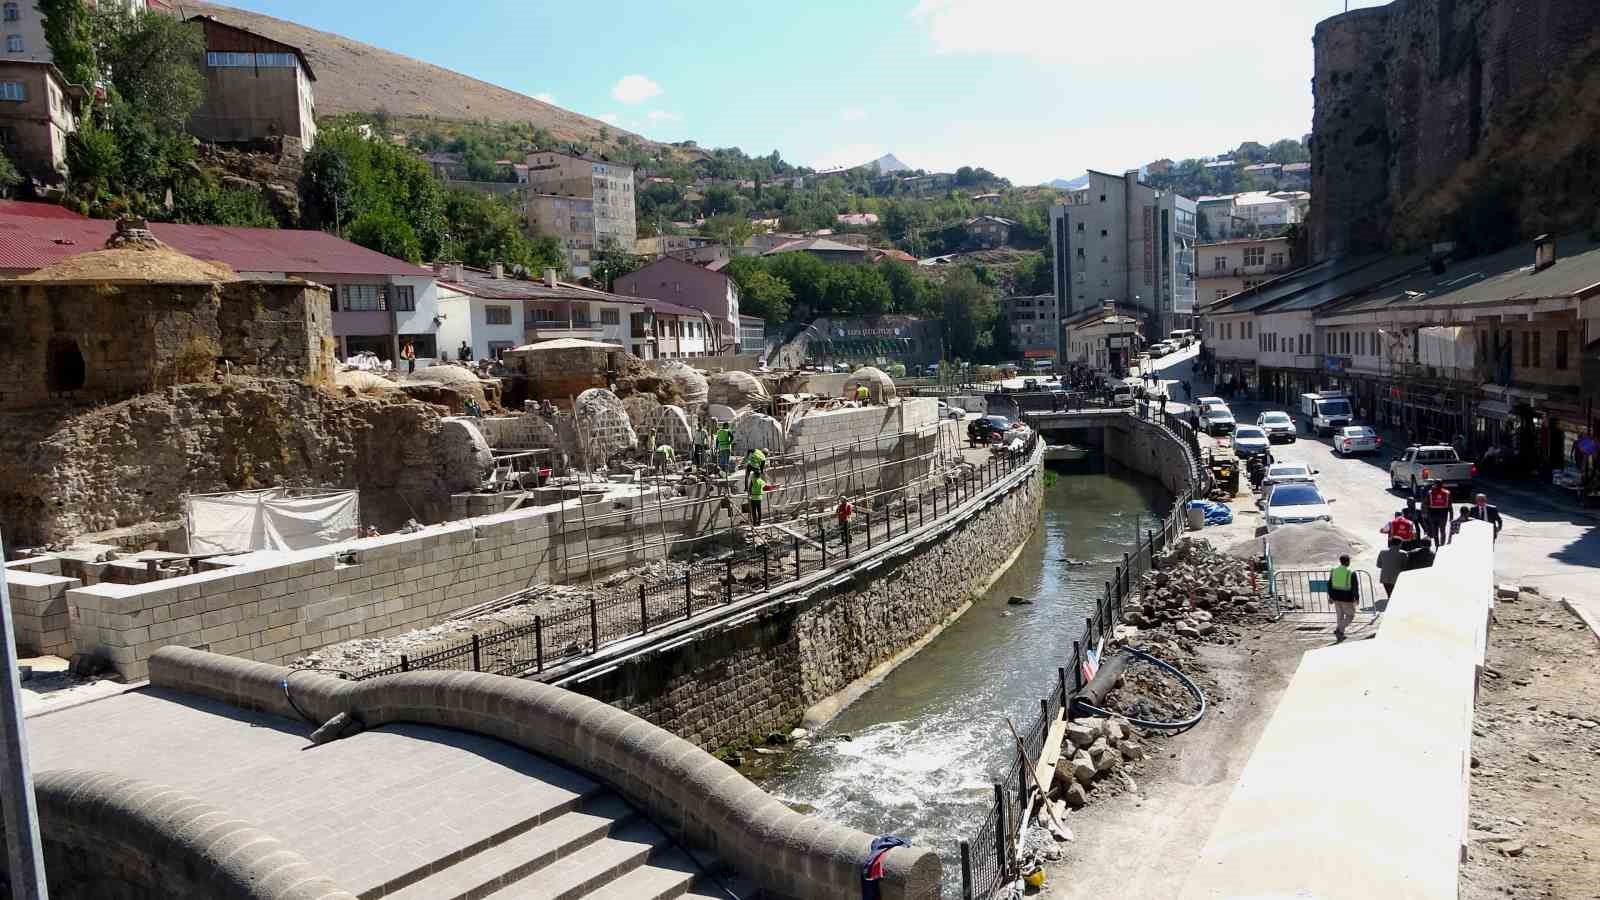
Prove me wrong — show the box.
[1117,538,1268,641]
[1049,714,1147,810]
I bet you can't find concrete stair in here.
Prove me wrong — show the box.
[373,791,749,900]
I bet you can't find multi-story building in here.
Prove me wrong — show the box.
[186,16,317,150]
[1195,236,1293,309]
[1048,169,1197,342]
[0,60,86,183]
[434,263,670,361]
[523,150,636,277]
[614,256,741,355]
[1063,304,1141,375]
[964,215,1015,248]
[1,0,147,65]
[1197,195,1243,241]
[1002,293,1058,361]
[738,314,766,355]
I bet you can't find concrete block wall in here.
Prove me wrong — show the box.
[782,399,940,504]
[4,569,81,658]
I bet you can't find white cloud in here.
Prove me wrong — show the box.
[610,74,663,104]
[534,93,555,104]
[840,107,867,122]
[646,110,682,123]
[598,113,622,125]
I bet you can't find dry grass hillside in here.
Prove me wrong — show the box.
[187,1,651,147]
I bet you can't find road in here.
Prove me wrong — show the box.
[1139,346,1600,600]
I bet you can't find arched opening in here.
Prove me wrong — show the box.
[46,338,86,392]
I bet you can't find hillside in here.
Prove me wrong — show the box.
[189,1,649,148]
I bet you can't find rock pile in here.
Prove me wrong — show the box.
[1117,538,1268,641]
[1051,714,1146,809]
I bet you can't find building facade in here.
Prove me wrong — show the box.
[1002,293,1058,360]
[523,150,636,277]
[2,0,147,66]
[964,215,1015,248]
[1195,236,1293,308]
[738,314,766,354]
[1063,306,1141,375]
[1048,169,1197,343]
[186,16,317,149]
[614,256,741,355]
[0,60,84,182]
[435,263,663,361]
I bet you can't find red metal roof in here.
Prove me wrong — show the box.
[0,213,426,278]
[0,200,87,220]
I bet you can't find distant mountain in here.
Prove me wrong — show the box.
[1048,175,1089,190]
[866,154,912,174]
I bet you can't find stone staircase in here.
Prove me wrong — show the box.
[376,789,753,900]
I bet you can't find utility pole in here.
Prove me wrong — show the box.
[0,530,48,900]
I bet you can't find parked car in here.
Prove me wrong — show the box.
[1149,342,1171,358]
[1202,406,1237,435]
[1192,396,1227,429]
[968,414,1012,444]
[1261,481,1334,531]
[1260,460,1317,489]
[1111,384,1137,407]
[1232,425,1271,458]
[1256,410,1297,443]
[1333,426,1381,456]
[1022,377,1040,391]
[936,401,964,421]
[1389,445,1476,495]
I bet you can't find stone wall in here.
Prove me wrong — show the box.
[1103,416,1197,497]
[1309,0,1600,259]
[577,452,1042,750]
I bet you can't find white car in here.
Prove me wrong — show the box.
[1149,342,1171,358]
[1256,410,1297,443]
[1333,426,1381,456]
[1260,460,1317,489]
[1202,406,1236,435]
[1262,481,1333,531]
[936,401,964,421]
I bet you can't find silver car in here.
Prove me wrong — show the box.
[1256,410,1297,443]
[1333,426,1380,456]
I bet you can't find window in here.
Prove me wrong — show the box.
[1213,257,1227,272]
[1076,222,1084,232]
[1341,332,1350,354]
[485,306,512,325]
[388,285,415,311]
[1479,330,1488,362]
[600,308,620,325]
[1532,331,1541,368]
[1099,194,1106,202]
[206,51,297,68]
[530,307,556,323]
[5,34,20,53]
[1100,229,1108,237]
[487,340,515,358]
[1270,252,1285,268]
[339,284,384,311]
[1521,331,1530,368]
[0,125,14,147]
[1075,247,1085,260]
[1243,247,1265,267]
[1556,330,1569,370]
[2,4,17,23]
[0,79,22,101]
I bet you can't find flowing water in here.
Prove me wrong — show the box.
[759,460,1171,882]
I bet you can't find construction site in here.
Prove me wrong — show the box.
[0,224,1023,686]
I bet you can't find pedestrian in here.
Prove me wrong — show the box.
[1181,380,1191,401]
[836,496,854,552]
[653,442,673,474]
[715,422,734,473]
[458,340,472,362]
[1376,538,1408,601]
[1468,492,1503,540]
[1425,479,1452,544]
[401,340,416,374]
[1327,554,1359,643]
[1449,504,1473,542]
[743,446,768,491]
[1381,507,1417,543]
[748,473,767,527]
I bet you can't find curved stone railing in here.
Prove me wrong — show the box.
[29,768,356,900]
[149,647,943,900]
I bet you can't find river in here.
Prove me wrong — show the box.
[758,460,1171,883]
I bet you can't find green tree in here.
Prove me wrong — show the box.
[1012,251,1053,295]
[589,238,647,290]
[940,268,995,361]
[705,213,754,250]
[93,6,204,131]
[301,129,447,260]
[36,0,96,88]
[0,150,20,195]
[880,259,936,315]
[347,210,422,263]
[173,180,278,227]
[736,269,793,325]
[442,189,563,272]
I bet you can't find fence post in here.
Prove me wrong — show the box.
[820,521,827,566]
[919,491,926,528]
[903,497,910,534]
[685,567,693,619]
[794,536,801,580]
[589,595,598,651]
[993,783,1009,880]
[1123,552,1131,595]
[639,584,649,634]
[960,840,973,900]
[1058,666,1069,709]
[535,616,543,672]
[725,559,733,605]
[471,634,481,672]
[1072,640,1083,689]
[1148,530,1156,568]
[867,512,873,550]
[1040,697,1049,723]
[763,544,771,590]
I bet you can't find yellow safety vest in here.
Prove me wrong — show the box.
[856,386,870,400]
[1329,565,1353,591]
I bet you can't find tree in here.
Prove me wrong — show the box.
[0,150,20,196]
[940,268,995,361]
[589,238,647,290]
[736,269,792,325]
[1013,251,1053,295]
[348,210,422,263]
[705,213,754,250]
[36,0,96,88]
[443,189,563,273]
[300,129,447,260]
[93,6,204,131]
[173,180,278,227]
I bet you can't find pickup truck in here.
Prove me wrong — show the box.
[1389,445,1477,496]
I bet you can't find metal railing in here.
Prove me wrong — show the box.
[347,436,1041,682]
[1269,569,1378,619]
[957,415,1203,900]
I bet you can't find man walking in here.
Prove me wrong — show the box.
[715,422,734,473]
[1376,538,1408,603]
[748,473,767,527]
[836,496,854,553]
[401,340,417,374]
[1328,554,1359,643]
[1468,492,1503,540]
[1425,480,1452,545]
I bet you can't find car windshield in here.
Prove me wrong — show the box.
[1269,484,1323,506]
[1317,400,1352,416]
[1261,413,1290,424]
[1235,427,1265,439]
[1270,465,1309,477]
[1207,410,1232,420]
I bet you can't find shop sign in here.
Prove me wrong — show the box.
[1324,355,1350,373]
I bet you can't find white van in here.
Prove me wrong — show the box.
[1169,329,1196,347]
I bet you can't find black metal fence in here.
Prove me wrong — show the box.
[956,417,1203,900]
[349,436,1042,682]
[1269,569,1378,618]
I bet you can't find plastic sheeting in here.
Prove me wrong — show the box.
[1417,326,1476,372]
[186,489,361,554]
[1187,499,1234,526]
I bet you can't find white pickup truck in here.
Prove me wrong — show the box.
[1389,445,1477,496]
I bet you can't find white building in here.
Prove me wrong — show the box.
[434,263,652,361]
[2,0,146,64]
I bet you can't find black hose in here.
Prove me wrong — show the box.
[1071,646,1208,731]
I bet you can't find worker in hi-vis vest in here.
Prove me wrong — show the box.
[1327,554,1359,643]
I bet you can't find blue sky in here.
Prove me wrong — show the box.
[224,0,1391,184]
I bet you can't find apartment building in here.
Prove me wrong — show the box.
[1048,169,1197,341]
[1195,236,1293,308]
[523,150,636,277]
[1,0,147,64]
[1063,305,1141,375]
[0,60,86,183]
[186,16,316,149]
[1002,293,1058,361]
[614,256,742,355]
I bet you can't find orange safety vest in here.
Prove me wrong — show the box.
[1389,515,1416,541]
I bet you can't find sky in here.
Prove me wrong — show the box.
[219,0,1392,185]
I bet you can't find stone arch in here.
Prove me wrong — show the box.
[47,337,86,392]
[19,768,354,900]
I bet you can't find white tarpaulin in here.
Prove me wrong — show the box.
[186,489,361,554]
[1417,326,1476,372]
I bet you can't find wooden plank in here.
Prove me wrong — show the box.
[1034,714,1068,791]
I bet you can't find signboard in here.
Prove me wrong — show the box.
[1324,355,1350,373]
[1108,336,1132,349]
[1023,349,1056,359]
[1141,207,1154,286]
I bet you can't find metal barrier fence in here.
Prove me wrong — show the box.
[348,436,1041,682]
[1270,569,1378,618]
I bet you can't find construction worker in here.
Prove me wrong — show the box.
[653,442,674,474]
[748,473,767,527]
[743,446,768,490]
[1381,507,1417,543]
[836,496,854,552]
[855,383,872,405]
[1328,554,1358,643]
[1425,480,1452,545]
[715,422,734,472]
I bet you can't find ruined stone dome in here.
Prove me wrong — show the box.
[653,358,708,409]
[706,370,769,410]
[844,366,896,402]
[19,218,236,285]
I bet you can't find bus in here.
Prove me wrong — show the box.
[1168,329,1196,347]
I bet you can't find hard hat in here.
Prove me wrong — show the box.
[1023,865,1047,888]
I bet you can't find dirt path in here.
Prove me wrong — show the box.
[1460,592,1600,900]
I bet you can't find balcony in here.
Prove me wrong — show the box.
[523,319,608,342]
